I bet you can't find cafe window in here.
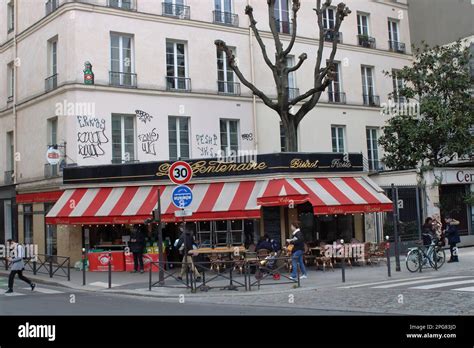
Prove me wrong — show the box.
[331,125,345,153]
[23,205,33,244]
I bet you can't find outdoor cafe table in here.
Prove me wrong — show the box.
[189,246,246,255]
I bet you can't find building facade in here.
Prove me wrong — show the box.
[0,0,413,261]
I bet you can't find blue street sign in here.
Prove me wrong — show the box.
[172,185,193,209]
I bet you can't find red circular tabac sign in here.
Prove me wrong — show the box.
[168,161,193,185]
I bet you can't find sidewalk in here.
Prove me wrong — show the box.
[1,246,473,299]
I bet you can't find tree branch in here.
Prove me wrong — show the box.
[287,53,307,73]
[245,5,275,70]
[215,40,278,112]
[282,0,301,56]
[268,0,283,55]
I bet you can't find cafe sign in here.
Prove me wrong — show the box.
[440,169,474,185]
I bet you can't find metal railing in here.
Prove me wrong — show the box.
[166,76,191,92]
[213,11,238,26]
[107,0,136,10]
[287,87,299,100]
[44,163,59,178]
[328,91,346,104]
[217,81,241,95]
[4,170,14,185]
[45,74,58,92]
[109,71,137,88]
[274,19,292,35]
[388,40,406,53]
[162,2,190,19]
[324,30,342,43]
[392,94,407,105]
[357,35,376,49]
[45,0,59,15]
[363,94,380,107]
[3,254,70,281]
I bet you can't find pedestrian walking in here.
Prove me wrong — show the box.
[130,225,146,273]
[421,217,435,247]
[5,239,35,294]
[286,221,308,280]
[444,215,460,263]
[175,224,201,282]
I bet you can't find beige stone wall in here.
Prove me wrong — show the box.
[57,225,82,264]
[17,205,24,244]
[33,203,45,253]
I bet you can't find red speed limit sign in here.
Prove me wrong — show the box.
[168,161,193,185]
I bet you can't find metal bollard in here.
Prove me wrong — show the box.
[149,263,152,291]
[341,257,346,283]
[418,250,422,273]
[67,258,71,281]
[4,257,8,271]
[385,236,391,277]
[108,252,112,289]
[297,263,301,287]
[82,248,86,286]
[33,261,37,275]
[49,257,53,278]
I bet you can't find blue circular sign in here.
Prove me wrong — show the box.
[172,185,193,208]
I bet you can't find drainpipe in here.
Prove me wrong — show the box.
[13,0,18,186]
[247,0,258,153]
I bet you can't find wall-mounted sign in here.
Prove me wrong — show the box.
[438,169,474,185]
[46,147,61,165]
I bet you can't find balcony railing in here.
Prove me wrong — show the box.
[107,0,136,10]
[357,35,376,49]
[45,0,59,15]
[328,91,346,104]
[109,71,137,88]
[162,2,190,19]
[388,40,406,53]
[4,171,14,185]
[7,95,13,103]
[45,74,58,92]
[44,164,59,178]
[392,94,407,105]
[213,11,238,26]
[324,30,342,43]
[364,158,385,172]
[274,20,292,34]
[363,94,380,107]
[166,76,191,92]
[218,81,241,95]
[287,87,299,100]
[111,159,139,164]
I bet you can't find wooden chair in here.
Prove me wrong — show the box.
[232,254,245,274]
[314,245,334,271]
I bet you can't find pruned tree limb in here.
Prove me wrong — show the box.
[245,5,275,70]
[287,53,307,73]
[282,0,301,56]
[267,0,283,55]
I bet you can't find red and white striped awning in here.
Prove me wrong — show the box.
[45,176,392,225]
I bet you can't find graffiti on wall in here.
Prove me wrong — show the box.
[135,110,153,124]
[241,133,254,141]
[138,128,159,156]
[77,116,109,159]
[196,133,218,157]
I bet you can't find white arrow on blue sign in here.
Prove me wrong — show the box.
[172,185,193,209]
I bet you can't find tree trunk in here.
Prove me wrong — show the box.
[284,118,298,152]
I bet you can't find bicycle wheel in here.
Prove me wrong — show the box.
[406,249,421,273]
[435,248,446,269]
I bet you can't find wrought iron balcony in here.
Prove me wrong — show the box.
[111,159,139,164]
[45,0,59,15]
[357,35,376,49]
[109,71,137,88]
[287,87,300,100]
[3,171,14,185]
[213,11,238,26]
[363,94,380,107]
[392,94,407,105]
[45,74,58,92]
[323,30,342,43]
[328,91,346,104]
[166,76,191,92]
[388,41,406,53]
[274,20,292,35]
[107,0,136,10]
[218,81,241,95]
[162,2,190,19]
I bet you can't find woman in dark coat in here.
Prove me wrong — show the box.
[444,216,460,263]
[130,225,146,273]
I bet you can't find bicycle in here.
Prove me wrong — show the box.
[406,237,446,272]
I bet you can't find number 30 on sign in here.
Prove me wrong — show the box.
[168,161,193,185]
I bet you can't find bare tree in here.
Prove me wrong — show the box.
[215,0,351,152]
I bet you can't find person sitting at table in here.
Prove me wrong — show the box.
[256,234,273,252]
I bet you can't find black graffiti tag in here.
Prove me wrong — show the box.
[136,110,153,124]
[241,133,253,141]
[77,116,109,159]
[138,128,159,155]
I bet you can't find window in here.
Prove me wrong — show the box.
[357,13,370,36]
[322,8,335,30]
[331,126,345,153]
[7,1,14,33]
[112,114,135,163]
[110,33,135,87]
[168,116,190,160]
[47,118,58,175]
[6,131,14,172]
[366,128,379,171]
[214,0,236,25]
[46,38,58,91]
[45,203,57,259]
[388,20,399,43]
[286,56,298,98]
[166,40,189,91]
[23,205,33,244]
[328,62,344,103]
[220,119,239,155]
[163,0,189,19]
[108,0,134,10]
[280,122,286,152]
[274,0,290,34]
[45,0,59,15]
[7,62,14,101]
[392,69,404,103]
[217,48,238,94]
[361,66,378,105]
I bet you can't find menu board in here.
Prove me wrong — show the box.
[262,206,281,242]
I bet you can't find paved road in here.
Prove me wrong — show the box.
[0,282,376,315]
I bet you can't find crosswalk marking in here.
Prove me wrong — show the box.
[2,292,24,297]
[372,276,471,289]
[339,276,433,289]
[452,286,474,292]
[21,287,64,294]
[411,279,474,290]
[89,281,117,288]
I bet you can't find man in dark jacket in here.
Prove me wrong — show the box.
[445,216,460,262]
[175,224,201,281]
[130,225,146,273]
